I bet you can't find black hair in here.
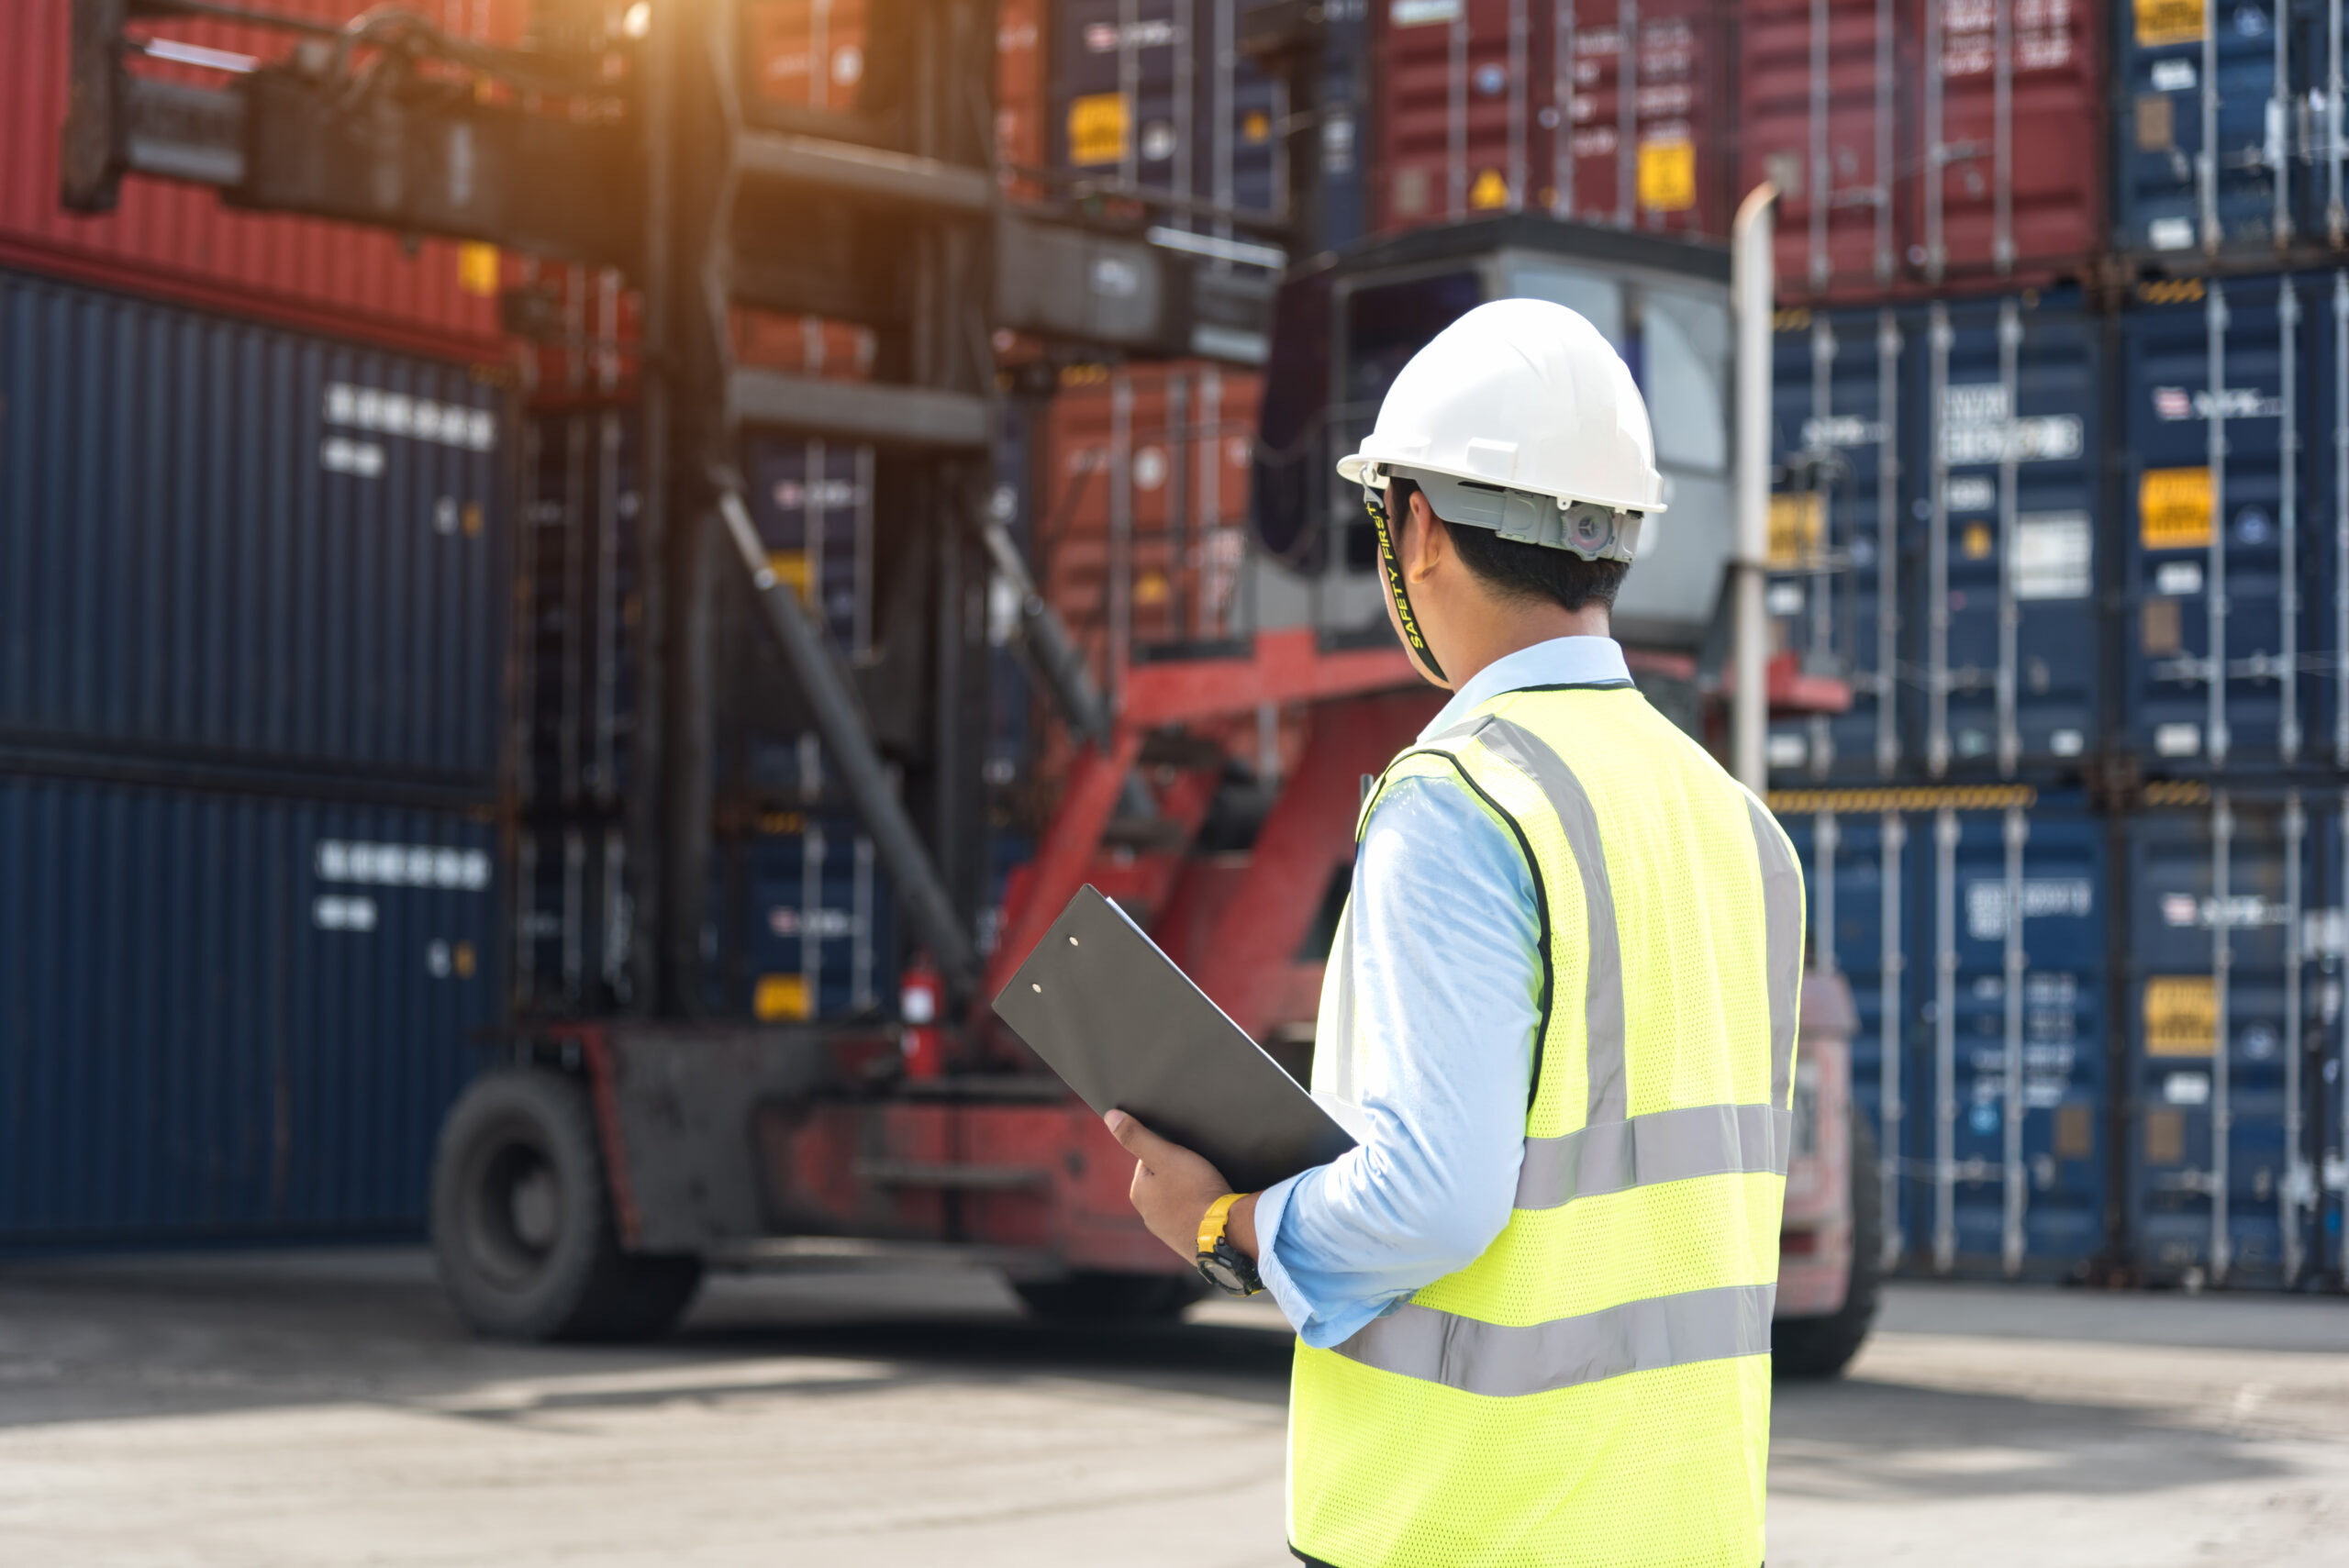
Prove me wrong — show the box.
[1390,476,1630,614]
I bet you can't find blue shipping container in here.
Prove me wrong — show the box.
[2125,796,2344,1286]
[1784,793,2110,1279]
[1767,292,2102,785]
[2114,0,2349,260]
[2121,272,2349,772]
[0,268,510,795]
[735,812,895,1022]
[1051,0,1366,252]
[0,776,500,1246]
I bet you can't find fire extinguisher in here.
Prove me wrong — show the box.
[899,956,944,1080]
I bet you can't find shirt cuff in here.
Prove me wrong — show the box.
[1249,1172,1313,1333]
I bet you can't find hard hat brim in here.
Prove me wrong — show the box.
[1335,448,1667,517]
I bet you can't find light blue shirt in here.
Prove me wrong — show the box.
[1252,635,1633,1348]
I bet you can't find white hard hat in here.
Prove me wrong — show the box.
[1336,297,1664,562]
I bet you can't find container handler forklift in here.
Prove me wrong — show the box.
[60,0,1875,1373]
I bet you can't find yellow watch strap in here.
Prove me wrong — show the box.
[1196,1192,1242,1256]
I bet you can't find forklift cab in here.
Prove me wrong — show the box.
[1249,215,1737,654]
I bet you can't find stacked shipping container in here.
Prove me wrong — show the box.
[1763,1,2349,1287]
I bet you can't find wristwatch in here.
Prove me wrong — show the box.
[1195,1192,1264,1296]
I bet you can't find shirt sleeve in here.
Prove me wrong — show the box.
[1251,768,1542,1348]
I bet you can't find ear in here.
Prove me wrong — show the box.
[1404,489,1448,582]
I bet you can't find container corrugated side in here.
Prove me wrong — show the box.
[1,0,520,359]
[1374,0,1733,239]
[1052,0,1284,217]
[0,269,511,796]
[2121,272,2344,773]
[730,811,896,1022]
[0,776,498,1247]
[1784,794,2110,1279]
[2125,799,2339,1286]
[1741,0,2105,302]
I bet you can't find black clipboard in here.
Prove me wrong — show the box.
[990,885,1358,1195]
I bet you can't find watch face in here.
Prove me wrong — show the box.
[1197,1255,1250,1296]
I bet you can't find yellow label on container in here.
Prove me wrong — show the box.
[2140,466,2213,550]
[1241,110,1271,144]
[1768,494,1822,568]
[755,973,812,1021]
[2144,975,2217,1057]
[457,243,501,297]
[2133,0,2204,47]
[1637,139,1697,213]
[766,550,815,603]
[1962,521,1994,560]
[1469,168,1510,210]
[1067,93,1130,167]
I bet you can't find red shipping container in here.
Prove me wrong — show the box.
[1374,0,1734,240]
[1036,361,1263,681]
[1739,0,2104,302]
[996,0,1048,196]
[744,0,868,111]
[2,0,529,360]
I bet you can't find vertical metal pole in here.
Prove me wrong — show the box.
[2001,803,2029,1276]
[1167,372,1189,639]
[852,834,875,1010]
[2336,275,2349,770]
[1215,0,1235,247]
[2210,794,2234,1283]
[1811,317,1838,777]
[1119,0,1140,190]
[1732,183,1779,793]
[1928,304,1954,776]
[1877,310,1903,777]
[1816,809,1841,975]
[2282,278,2303,764]
[852,445,874,660]
[1934,806,1959,1273]
[1882,810,1909,1267]
[1554,0,1576,217]
[1197,365,1221,638]
[800,820,824,1017]
[1508,0,1528,209]
[2210,282,2232,766]
[1809,0,1830,289]
[1616,0,1639,227]
[1998,299,2021,775]
[2332,0,2345,244]
[2200,0,2221,253]
[1992,0,2013,272]
[1174,0,1194,233]
[2285,792,2307,1283]
[1874,0,1894,282]
[1108,373,1134,711]
[1450,6,1469,219]
[1924,0,1945,282]
[2277,0,2296,249]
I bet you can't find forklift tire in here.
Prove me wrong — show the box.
[1012,1271,1208,1323]
[1773,1116,1882,1381]
[431,1068,704,1342]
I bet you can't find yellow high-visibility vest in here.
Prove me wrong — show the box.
[1289,682,1803,1568]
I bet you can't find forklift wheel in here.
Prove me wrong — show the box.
[431,1068,704,1342]
[1012,1271,1208,1324]
[1773,1115,1883,1380]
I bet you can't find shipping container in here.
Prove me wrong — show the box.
[2113,0,2349,263]
[1001,0,1052,195]
[0,268,512,796]
[1766,289,2102,784]
[1742,0,2106,302]
[1050,0,1367,252]
[2121,272,2347,773]
[2,0,522,359]
[0,774,500,1248]
[1038,361,1264,683]
[1373,0,1734,240]
[2123,795,2343,1286]
[744,0,869,112]
[1784,790,2112,1280]
[730,811,895,1022]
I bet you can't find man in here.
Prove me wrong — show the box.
[1105,296,1804,1568]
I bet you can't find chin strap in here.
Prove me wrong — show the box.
[1365,482,1447,685]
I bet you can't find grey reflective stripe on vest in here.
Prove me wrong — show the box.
[1515,1102,1794,1209]
[1746,795,1803,1107]
[1333,1282,1777,1399]
[1443,715,1628,1124]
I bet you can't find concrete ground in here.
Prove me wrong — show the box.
[0,1252,2345,1566]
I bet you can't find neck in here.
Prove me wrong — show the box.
[1436,602,1610,692]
